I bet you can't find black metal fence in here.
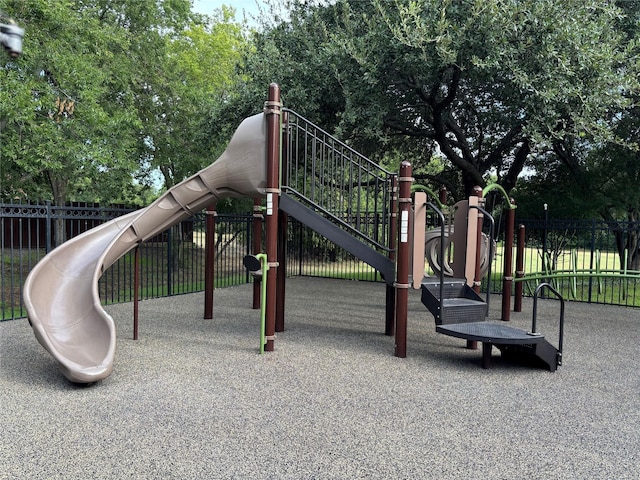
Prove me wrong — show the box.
[1,202,379,321]
[503,218,640,307]
[3,201,639,321]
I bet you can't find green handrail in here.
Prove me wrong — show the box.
[256,253,268,354]
[411,184,445,209]
[482,183,516,209]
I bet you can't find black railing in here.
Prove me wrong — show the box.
[283,109,396,252]
[3,201,640,321]
[489,217,640,307]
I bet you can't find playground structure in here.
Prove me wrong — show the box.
[23,84,564,383]
[412,191,564,370]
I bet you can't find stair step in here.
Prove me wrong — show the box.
[421,278,487,325]
[437,322,560,371]
[440,299,487,325]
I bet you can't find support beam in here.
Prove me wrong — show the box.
[501,198,516,321]
[395,161,413,358]
[204,205,216,319]
[264,83,281,352]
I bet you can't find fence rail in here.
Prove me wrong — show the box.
[2,201,639,321]
[489,217,640,307]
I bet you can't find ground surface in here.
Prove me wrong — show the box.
[1,277,638,479]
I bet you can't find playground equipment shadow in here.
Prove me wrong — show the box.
[1,277,638,479]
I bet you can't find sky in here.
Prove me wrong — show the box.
[191,0,267,21]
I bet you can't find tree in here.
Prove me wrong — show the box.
[0,0,149,245]
[137,6,248,188]
[1,0,249,203]
[513,0,640,269]
[221,0,638,201]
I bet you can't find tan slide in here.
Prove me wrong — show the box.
[23,114,267,383]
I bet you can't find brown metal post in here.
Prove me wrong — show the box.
[514,224,525,312]
[439,185,448,206]
[385,175,398,336]
[276,110,289,333]
[395,161,412,358]
[133,244,140,340]
[264,83,281,352]
[501,199,515,321]
[204,204,216,319]
[252,198,263,310]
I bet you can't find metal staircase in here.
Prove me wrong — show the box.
[418,202,564,371]
[280,110,396,282]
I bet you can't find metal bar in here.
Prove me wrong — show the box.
[204,205,216,319]
[532,282,565,357]
[514,224,525,312]
[133,245,140,340]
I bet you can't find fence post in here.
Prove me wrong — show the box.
[45,200,52,253]
[166,227,173,296]
[588,218,596,304]
[264,83,281,352]
[541,203,548,298]
[395,161,412,358]
[133,244,140,339]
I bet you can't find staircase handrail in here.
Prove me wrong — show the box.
[281,187,393,253]
[282,108,395,176]
[282,109,396,250]
[532,282,565,364]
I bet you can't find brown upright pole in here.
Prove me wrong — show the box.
[252,198,263,310]
[133,244,140,340]
[204,204,216,319]
[501,199,516,321]
[264,83,281,352]
[276,110,289,333]
[514,224,525,312]
[439,185,448,205]
[395,161,412,358]
[385,175,398,336]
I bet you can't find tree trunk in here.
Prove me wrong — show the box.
[48,170,68,247]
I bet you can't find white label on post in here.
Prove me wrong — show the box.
[266,193,273,216]
[400,210,409,243]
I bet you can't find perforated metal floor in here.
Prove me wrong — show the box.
[436,322,545,345]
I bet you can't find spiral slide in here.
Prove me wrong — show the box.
[23,114,267,383]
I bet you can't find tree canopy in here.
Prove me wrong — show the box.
[0,0,247,204]
[2,0,640,230]
[218,0,638,202]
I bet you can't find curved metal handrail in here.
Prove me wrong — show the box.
[532,282,565,362]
